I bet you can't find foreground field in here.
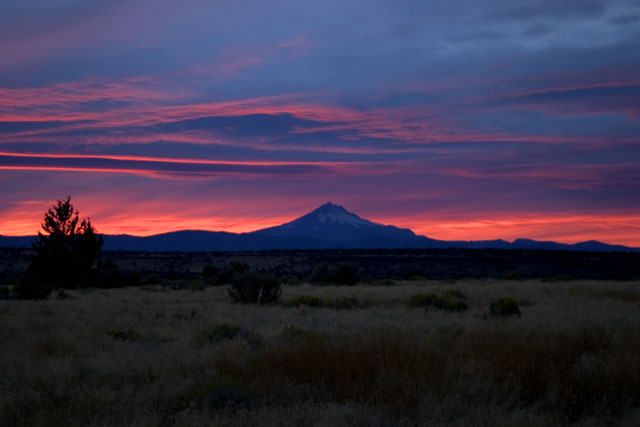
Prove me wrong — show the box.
[1,279,640,426]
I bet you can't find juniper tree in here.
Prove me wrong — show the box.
[27,197,103,289]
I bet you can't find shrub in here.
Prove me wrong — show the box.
[142,274,162,285]
[92,259,140,288]
[370,278,396,286]
[282,275,302,285]
[330,296,361,309]
[228,271,281,304]
[12,277,52,300]
[310,262,360,286]
[403,268,425,280]
[282,295,325,308]
[542,274,575,282]
[442,289,466,300]
[0,286,12,300]
[203,262,248,286]
[202,265,219,280]
[164,279,207,291]
[502,271,520,280]
[432,298,467,312]
[408,293,467,312]
[106,329,142,342]
[55,289,73,299]
[199,376,257,412]
[0,268,21,287]
[282,295,362,309]
[596,289,638,302]
[408,293,438,308]
[278,324,310,342]
[489,297,521,317]
[193,323,262,348]
[172,309,198,321]
[193,323,248,345]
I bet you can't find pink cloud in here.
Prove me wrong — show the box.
[0,151,398,180]
[440,163,640,190]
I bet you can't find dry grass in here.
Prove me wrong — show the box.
[1,280,640,426]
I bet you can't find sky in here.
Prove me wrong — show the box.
[1,0,640,245]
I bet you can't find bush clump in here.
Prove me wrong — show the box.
[330,296,361,309]
[404,268,427,280]
[203,262,248,286]
[369,278,396,286]
[106,329,142,342]
[408,292,467,312]
[489,297,521,317]
[442,289,466,300]
[0,286,13,300]
[542,274,575,282]
[55,289,73,299]
[408,293,438,307]
[502,271,521,280]
[92,259,140,288]
[310,262,360,286]
[282,295,326,308]
[228,271,281,304]
[164,279,207,291]
[193,323,252,347]
[199,376,257,412]
[278,324,311,342]
[282,295,362,309]
[434,298,467,312]
[11,277,52,300]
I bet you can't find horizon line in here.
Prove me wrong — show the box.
[2,202,639,247]
[2,228,637,250]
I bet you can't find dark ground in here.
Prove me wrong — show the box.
[2,247,639,285]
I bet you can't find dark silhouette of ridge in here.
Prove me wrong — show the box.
[1,202,638,252]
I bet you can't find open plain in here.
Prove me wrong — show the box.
[1,278,639,426]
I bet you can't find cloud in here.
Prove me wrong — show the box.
[494,84,640,119]
[1,0,640,244]
[610,12,640,25]
[0,152,357,179]
[487,0,607,21]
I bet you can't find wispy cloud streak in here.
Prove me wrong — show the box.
[0,152,364,179]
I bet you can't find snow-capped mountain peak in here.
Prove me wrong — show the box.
[254,202,416,242]
[307,202,375,228]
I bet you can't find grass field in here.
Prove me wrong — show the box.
[1,279,640,426]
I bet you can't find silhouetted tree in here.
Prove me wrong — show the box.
[309,262,360,286]
[26,197,103,290]
[228,271,281,304]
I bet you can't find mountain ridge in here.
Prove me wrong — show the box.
[1,202,637,252]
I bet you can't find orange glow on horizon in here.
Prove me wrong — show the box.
[2,206,639,247]
[392,214,640,247]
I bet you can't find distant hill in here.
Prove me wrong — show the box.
[2,202,638,252]
[0,235,35,248]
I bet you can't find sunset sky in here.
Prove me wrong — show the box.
[1,0,639,245]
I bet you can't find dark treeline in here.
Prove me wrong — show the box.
[2,247,640,286]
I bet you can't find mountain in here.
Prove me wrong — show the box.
[0,235,35,248]
[1,202,638,252]
[254,202,420,242]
